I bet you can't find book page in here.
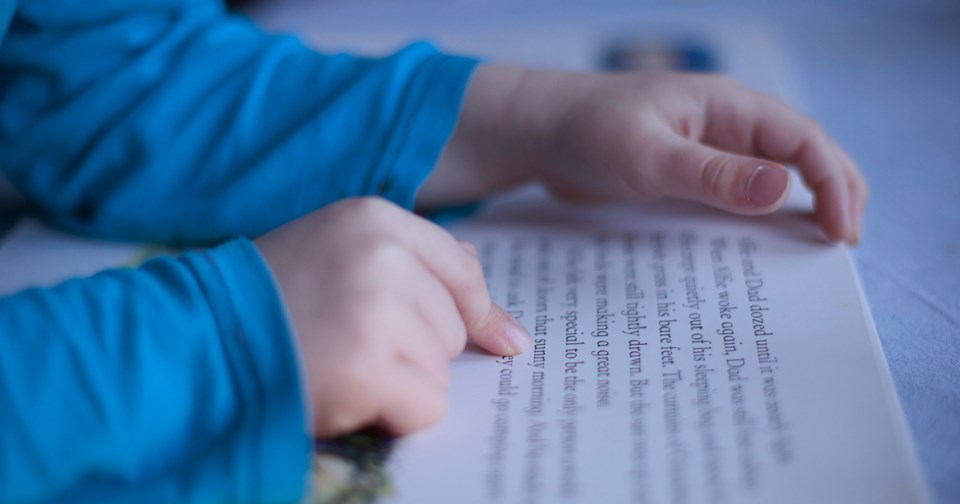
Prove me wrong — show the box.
[0,220,147,297]
[362,190,927,504]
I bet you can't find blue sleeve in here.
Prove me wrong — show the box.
[0,0,477,245]
[0,239,311,503]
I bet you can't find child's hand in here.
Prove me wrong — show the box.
[425,67,866,244]
[255,197,531,437]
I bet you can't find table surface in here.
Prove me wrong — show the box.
[247,0,960,501]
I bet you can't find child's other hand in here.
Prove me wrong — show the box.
[428,67,866,244]
[255,197,531,437]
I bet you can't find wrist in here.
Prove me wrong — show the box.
[420,65,544,207]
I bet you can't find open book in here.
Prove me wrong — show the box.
[308,186,926,503]
[0,186,929,504]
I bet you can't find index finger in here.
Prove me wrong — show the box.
[380,202,532,356]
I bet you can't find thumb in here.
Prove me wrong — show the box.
[650,136,791,214]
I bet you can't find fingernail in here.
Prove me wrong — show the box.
[847,214,861,246]
[855,204,865,244]
[848,226,860,246]
[504,318,532,354]
[746,165,789,207]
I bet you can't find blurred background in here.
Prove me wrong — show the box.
[248,0,960,500]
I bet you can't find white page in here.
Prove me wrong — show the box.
[368,189,927,504]
[0,220,147,297]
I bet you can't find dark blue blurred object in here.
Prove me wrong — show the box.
[602,39,717,72]
[0,209,19,238]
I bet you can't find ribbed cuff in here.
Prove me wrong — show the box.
[371,46,479,209]
[189,238,310,502]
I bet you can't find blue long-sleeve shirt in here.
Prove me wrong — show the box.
[0,0,477,501]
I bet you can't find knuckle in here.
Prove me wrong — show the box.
[345,195,391,213]
[338,197,398,228]
[700,73,737,93]
[322,409,362,436]
[457,251,485,285]
[361,241,413,275]
[761,93,792,113]
[444,248,488,300]
[713,73,737,87]
[628,148,665,197]
[698,155,728,200]
[459,240,478,257]
[803,117,827,138]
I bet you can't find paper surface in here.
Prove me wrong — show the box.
[0,199,928,504]
[0,220,147,297]
[376,189,927,504]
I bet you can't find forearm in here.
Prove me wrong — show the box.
[0,240,309,502]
